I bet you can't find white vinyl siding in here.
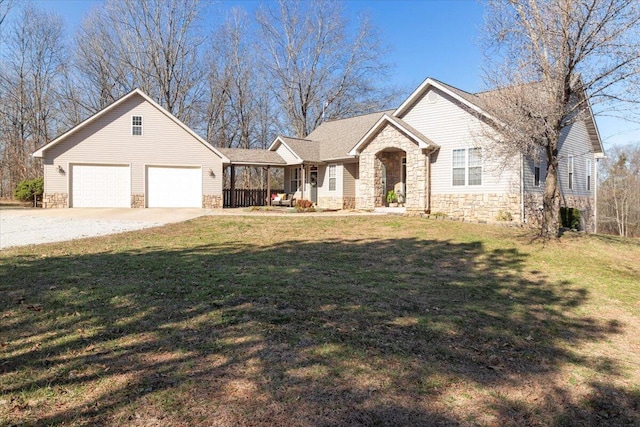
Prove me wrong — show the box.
[42,93,223,199]
[400,87,518,195]
[328,164,336,191]
[555,121,593,196]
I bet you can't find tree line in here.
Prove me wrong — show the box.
[1,0,639,238]
[0,0,396,197]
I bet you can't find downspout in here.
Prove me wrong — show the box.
[520,154,525,224]
[594,156,599,233]
[425,150,431,212]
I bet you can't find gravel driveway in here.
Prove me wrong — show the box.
[0,208,209,250]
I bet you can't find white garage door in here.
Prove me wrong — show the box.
[71,164,131,208]
[147,166,202,208]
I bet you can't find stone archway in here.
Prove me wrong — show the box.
[374,148,406,207]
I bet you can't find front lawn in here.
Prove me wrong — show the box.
[1,216,639,426]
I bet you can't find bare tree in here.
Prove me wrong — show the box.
[256,0,396,138]
[598,144,640,237]
[0,4,66,196]
[481,0,640,239]
[74,0,207,124]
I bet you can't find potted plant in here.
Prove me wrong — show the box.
[386,190,398,207]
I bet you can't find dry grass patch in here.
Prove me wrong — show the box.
[1,216,639,426]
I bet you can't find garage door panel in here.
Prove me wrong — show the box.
[71,165,130,208]
[147,166,201,208]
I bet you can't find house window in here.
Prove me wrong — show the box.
[568,155,574,190]
[533,150,541,187]
[328,164,336,191]
[452,148,482,186]
[452,149,466,186]
[468,148,482,185]
[586,158,592,191]
[132,115,143,136]
[290,167,300,192]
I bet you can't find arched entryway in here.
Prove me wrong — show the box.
[374,148,407,207]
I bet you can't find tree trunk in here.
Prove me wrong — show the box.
[542,148,561,239]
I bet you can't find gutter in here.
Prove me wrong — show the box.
[521,154,526,224]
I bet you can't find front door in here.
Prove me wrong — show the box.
[310,170,318,204]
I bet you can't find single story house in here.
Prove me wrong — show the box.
[33,77,604,230]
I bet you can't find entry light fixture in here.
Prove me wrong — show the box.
[56,165,65,174]
[208,168,215,177]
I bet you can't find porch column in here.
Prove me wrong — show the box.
[266,166,271,206]
[301,165,305,200]
[230,165,236,208]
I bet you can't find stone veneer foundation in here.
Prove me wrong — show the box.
[342,196,356,210]
[430,193,521,223]
[318,196,343,210]
[131,194,144,208]
[524,193,594,232]
[43,193,68,208]
[203,194,222,209]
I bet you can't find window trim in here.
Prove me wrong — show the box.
[568,155,574,190]
[533,150,541,187]
[290,167,301,192]
[586,158,592,191]
[452,148,482,186]
[132,115,143,136]
[452,149,466,186]
[328,164,337,191]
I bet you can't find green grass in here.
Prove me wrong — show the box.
[1,216,639,426]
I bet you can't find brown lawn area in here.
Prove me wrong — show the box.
[1,215,639,426]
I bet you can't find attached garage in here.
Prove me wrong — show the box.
[32,89,227,209]
[146,166,202,208]
[71,164,131,208]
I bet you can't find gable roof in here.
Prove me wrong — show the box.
[268,136,320,163]
[307,110,394,161]
[395,77,603,155]
[218,147,286,165]
[348,113,439,156]
[32,88,229,161]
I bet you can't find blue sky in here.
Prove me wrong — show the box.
[31,0,640,149]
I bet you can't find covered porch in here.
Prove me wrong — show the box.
[219,148,316,209]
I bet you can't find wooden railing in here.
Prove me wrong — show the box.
[223,188,284,208]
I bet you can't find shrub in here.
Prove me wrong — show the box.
[14,177,44,202]
[386,190,398,204]
[296,199,313,209]
[496,210,513,221]
[560,207,581,230]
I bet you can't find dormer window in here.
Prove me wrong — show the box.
[132,115,143,136]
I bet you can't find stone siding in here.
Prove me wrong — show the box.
[318,196,343,210]
[431,193,521,223]
[342,196,356,210]
[524,193,595,232]
[131,194,144,208]
[203,194,222,209]
[357,124,427,211]
[43,193,68,208]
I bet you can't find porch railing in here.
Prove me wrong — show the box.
[223,188,284,208]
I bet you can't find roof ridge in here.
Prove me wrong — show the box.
[280,135,313,142]
[323,109,395,123]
